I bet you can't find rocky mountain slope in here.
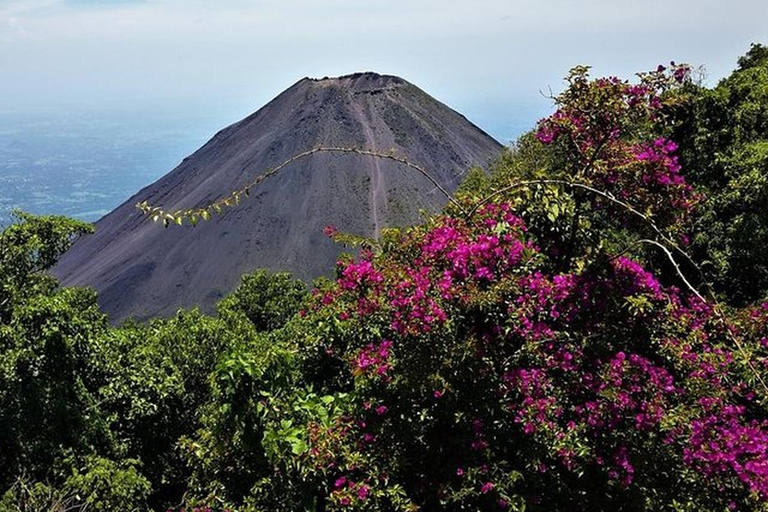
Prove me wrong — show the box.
[54,72,503,322]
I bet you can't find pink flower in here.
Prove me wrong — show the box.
[354,341,392,378]
[480,481,495,494]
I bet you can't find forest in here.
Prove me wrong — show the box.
[3,44,768,511]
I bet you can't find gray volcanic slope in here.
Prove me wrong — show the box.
[54,72,503,322]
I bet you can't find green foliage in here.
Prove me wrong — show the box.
[454,165,491,201]
[92,310,237,508]
[0,215,253,509]
[0,212,92,321]
[218,270,307,332]
[0,458,151,512]
[486,138,582,267]
[672,43,768,304]
[0,213,108,491]
[180,319,306,507]
[0,479,77,512]
[62,456,151,512]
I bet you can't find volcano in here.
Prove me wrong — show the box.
[54,72,504,322]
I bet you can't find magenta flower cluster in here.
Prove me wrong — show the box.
[331,475,373,507]
[354,340,392,379]
[305,197,768,509]
[534,64,700,227]
[685,403,768,498]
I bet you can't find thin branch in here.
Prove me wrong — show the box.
[627,238,707,303]
[466,178,711,298]
[318,148,464,213]
[136,146,464,226]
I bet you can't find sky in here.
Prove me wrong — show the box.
[1,0,767,142]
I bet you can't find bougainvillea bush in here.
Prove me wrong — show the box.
[281,207,766,511]
[183,62,768,512]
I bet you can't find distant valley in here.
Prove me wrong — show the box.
[0,109,252,224]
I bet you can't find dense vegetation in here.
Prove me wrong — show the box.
[3,45,768,511]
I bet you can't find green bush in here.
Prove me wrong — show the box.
[672,43,768,304]
[217,269,307,332]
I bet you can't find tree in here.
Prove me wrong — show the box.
[672,43,768,304]
[0,214,116,496]
[217,270,307,332]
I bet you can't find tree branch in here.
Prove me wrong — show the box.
[136,146,465,226]
[466,178,712,298]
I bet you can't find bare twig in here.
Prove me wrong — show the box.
[619,238,707,303]
[136,146,464,226]
[466,178,711,297]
